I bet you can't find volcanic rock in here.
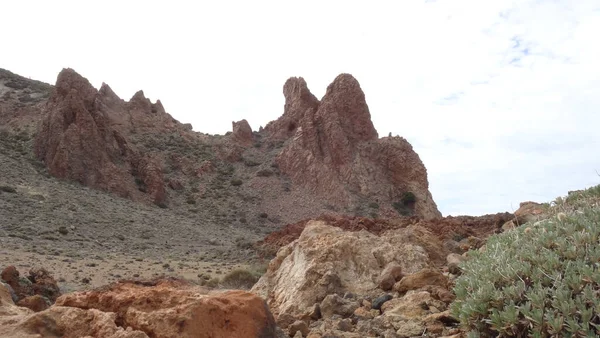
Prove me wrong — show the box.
[34,68,167,205]
[1,266,60,303]
[231,119,254,146]
[1,278,278,338]
[267,74,441,219]
[251,221,444,321]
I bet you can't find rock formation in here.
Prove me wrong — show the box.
[5,66,443,229]
[0,278,278,338]
[266,74,441,219]
[231,119,254,146]
[34,69,167,205]
[252,221,444,319]
[251,220,462,337]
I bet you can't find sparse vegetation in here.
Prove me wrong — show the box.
[220,268,260,289]
[452,204,600,337]
[401,191,416,204]
[256,169,273,177]
[368,202,379,209]
[230,179,243,186]
[0,185,17,193]
[392,201,413,216]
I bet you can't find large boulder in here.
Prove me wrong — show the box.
[251,221,440,321]
[1,278,278,338]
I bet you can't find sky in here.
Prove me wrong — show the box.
[3,0,600,216]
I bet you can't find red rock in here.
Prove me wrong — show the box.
[34,68,167,206]
[378,263,404,291]
[268,74,441,219]
[231,119,254,146]
[263,77,320,141]
[17,295,50,312]
[1,266,60,303]
[55,278,278,338]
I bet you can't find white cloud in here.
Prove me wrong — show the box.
[3,0,599,216]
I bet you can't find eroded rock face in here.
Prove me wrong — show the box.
[1,278,278,338]
[267,74,441,219]
[34,68,166,205]
[251,221,440,320]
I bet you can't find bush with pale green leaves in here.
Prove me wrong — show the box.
[451,207,600,337]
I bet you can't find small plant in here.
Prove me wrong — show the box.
[256,169,273,177]
[368,202,380,209]
[392,201,413,216]
[186,196,196,204]
[203,277,220,288]
[235,237,254,250]
[451,208,600,337]
[259,212,268,219]
[220,269,259,289]
[0,185,16,193]
[230,179,243,186]
[401,191,416,205]
[58,227,68,235]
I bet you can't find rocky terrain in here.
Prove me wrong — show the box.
[0,66,581,337]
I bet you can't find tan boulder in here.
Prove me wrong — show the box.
[17,295,50,312]
[514,201,545,225]
[393,268,448,293]
[378,263,403,291]
[251,221,432,320]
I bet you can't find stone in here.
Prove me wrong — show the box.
[353,306,376,319]
[337,318,354,332]
[289,320,309,337]
[394,320,424,337]
[446,253,465,275]
[231,119,254,146]
[0,278,278,338]
[372,294,393,310]
[16,295,50,312]
[378,263,403,291]
[514,201,545,225]
[252,222,432,320]
[393,268,448,293]
[320,294,359,319]
[0,266,60,303]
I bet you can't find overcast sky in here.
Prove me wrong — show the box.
[4,0,600,216]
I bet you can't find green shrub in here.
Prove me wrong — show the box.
[401,191,416,204]
[392,201,413,216]
[451,208,600,337]
[220,268,259,289]
[0,185,16,193]
[256,169,273,177]
[368,202,380,209]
